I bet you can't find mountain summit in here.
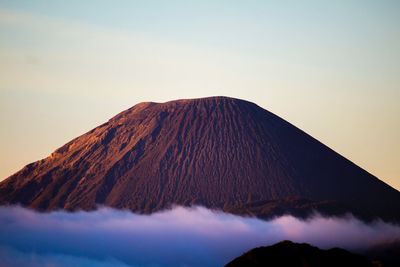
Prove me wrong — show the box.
[1,96,399,221]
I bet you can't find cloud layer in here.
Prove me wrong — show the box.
[0,206,399,267]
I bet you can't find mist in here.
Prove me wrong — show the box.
[0,206,399,267]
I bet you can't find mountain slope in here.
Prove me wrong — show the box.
[1,96,399,221]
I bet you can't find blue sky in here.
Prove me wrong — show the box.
[0,0,399,189]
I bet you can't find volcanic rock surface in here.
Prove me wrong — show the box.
[1,96,399,221]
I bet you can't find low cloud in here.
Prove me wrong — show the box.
[0,206,399,267]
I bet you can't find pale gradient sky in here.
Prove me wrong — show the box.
[0,1,399,190]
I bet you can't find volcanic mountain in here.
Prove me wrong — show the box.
[1,96,399,221]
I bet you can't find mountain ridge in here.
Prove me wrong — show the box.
[1,96,399,222]
[224,240,379,267]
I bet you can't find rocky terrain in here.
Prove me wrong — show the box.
[1,96,399,222]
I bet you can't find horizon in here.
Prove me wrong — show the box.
[0,1,399,191]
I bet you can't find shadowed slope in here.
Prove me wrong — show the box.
[0,97,399,221]
[224,241,377,267]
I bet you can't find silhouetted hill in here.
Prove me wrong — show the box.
[1,96,399,221]
[224,240,378,267]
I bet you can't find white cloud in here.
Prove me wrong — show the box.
[0,206,399,267]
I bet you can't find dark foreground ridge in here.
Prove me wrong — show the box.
[224,241,381,267]
[1,96,399,221]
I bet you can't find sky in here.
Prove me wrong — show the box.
[0,0,399,190]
